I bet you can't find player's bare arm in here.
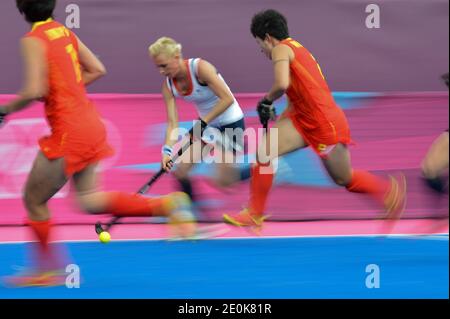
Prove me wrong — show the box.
[196,60,234,124]
[265,44,292,102]
[77,37,107,86]
[161,81,179,171]
[162,81,179,147]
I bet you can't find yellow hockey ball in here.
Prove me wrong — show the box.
[99,231,111,243]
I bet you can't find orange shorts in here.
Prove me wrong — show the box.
[288,112,352,159]
[39,131,114,176]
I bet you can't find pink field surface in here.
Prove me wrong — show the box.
[0,219,447,243]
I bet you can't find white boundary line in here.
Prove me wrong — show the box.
[0,232,447,245]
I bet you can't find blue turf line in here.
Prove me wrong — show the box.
[0,236,447,299]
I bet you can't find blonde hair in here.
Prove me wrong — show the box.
[149,37,182,58]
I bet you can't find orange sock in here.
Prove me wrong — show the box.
[249,162,274,216]
[28,218,57,271]
[346,170,390,203]
[104,192,169,217]
[28,219,51,253]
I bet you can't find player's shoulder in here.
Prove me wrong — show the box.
[195,57,211,68]
[196,58,218,76]
[278,38,310,54]
[19,35,46,52]
[273,41,295,61]
[24,20,73,41]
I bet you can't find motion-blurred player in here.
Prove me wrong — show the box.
[223,9,407,231]
[421,73,449,195]
[149,37,251,210]
[418,73,449,234]
[0,0,195,287]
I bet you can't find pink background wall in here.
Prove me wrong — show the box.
[0,0,448,93]
[0,92,448,225]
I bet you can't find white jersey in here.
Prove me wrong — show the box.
[166,58,244,127]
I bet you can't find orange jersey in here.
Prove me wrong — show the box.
[281,38,351,155]
[25,19,113,175]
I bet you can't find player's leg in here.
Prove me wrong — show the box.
[421,131,449,193]
[72,163,196,237]
[4,152,69,287]
[322,144,406,218]
[320,143,353,187]
[213,162,244,188]
[73,163,173,217]
[172,139,202,201]
[223,117,308,226]
[23,152,68,272]
[23,152,68,221]
[212,118,250,188]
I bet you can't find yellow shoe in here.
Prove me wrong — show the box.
[167,192,197,239]
[379,174,407,235]
[3,270,66,288]
[383,174,407,220]
[223,209,269,235]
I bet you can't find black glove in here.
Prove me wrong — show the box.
[189,118,208,141]
[257,97,277,126]
[0,108,7,126]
